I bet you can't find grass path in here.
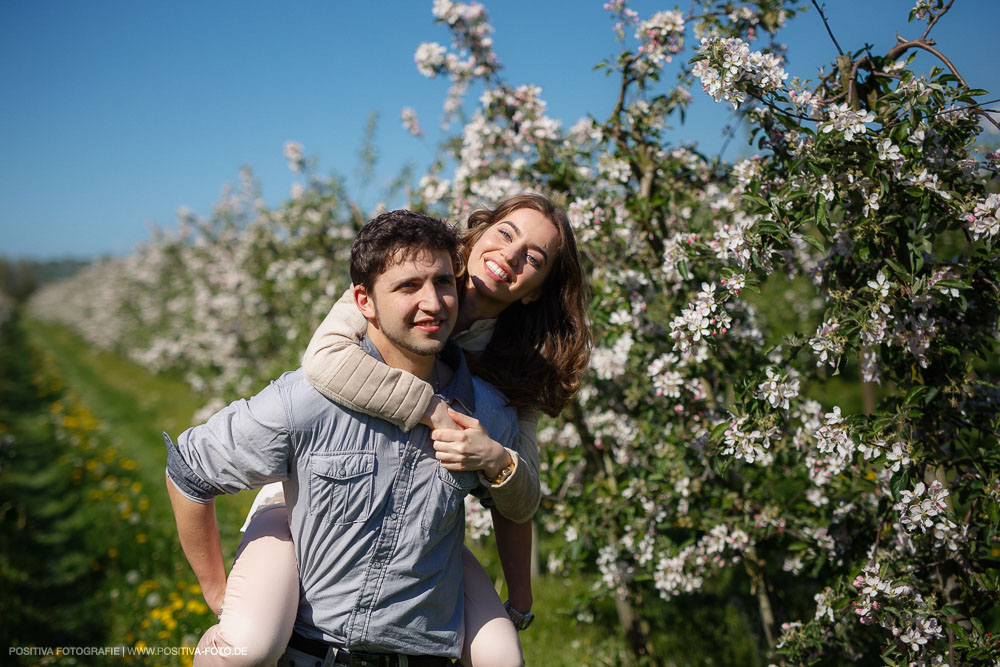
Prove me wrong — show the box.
[26,319,252,534]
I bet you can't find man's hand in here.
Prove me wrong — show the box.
[420,395,458,431]
[431,407,512,477]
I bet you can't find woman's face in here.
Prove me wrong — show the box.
[466,207,561,307]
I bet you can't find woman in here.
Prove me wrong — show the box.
[197,193,591,666]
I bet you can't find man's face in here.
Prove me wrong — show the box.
[356,247,458,359]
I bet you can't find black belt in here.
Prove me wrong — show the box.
[287,633,453,667]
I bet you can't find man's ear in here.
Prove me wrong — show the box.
[354,284,377,322]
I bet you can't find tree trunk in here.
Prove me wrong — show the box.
[615,592,658,665]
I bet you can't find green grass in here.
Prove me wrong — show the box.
[25,318,252,534]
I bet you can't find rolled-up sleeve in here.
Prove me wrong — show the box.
[164,379,294,503]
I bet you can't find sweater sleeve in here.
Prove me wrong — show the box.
[478,407,541,522]
[301,287,435,431]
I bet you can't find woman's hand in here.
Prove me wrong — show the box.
[431,407,512,477]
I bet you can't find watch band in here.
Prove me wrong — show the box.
[487,457,515,485]
[504,600,535,631]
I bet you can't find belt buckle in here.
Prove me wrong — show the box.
[348,653,393,667]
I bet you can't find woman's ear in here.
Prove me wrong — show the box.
[520,289,542,305]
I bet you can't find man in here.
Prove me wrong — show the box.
[165,210,520,666]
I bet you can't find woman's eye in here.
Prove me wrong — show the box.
[526,254,541,268]
[498,229,512,241]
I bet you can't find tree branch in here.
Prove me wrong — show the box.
[921,0,956,41]
[886,37,968,87]
[810,0,845,56]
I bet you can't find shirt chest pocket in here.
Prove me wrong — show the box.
[421,466,479,534]
[310,453,376,525]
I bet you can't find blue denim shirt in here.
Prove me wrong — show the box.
[165,338,518,658]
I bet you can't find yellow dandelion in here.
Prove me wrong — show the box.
[140,619,151,629]
[136,533,148,544]
[992,547,1000,557]
[85,459,98,471]
[138,498,150,511]
[131,481,142,493]
[165,618,178,630]
[864,469,877,481]
[134,641,147,651]
[185,599,208,615]
[138,580,159,595]
[88,489,104,501]
[188,584,201,595]
[121,458,137,470]
[158,630,170,639]
[80,412,98,430]
[107,548,119,559]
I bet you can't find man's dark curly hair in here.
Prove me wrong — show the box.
[349,210,464,290]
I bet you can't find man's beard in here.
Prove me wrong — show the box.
[372,302,448,358]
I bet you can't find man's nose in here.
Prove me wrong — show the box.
[418,283,443,311]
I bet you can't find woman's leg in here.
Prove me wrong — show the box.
[195,505,299,667]
[460,546,524,667]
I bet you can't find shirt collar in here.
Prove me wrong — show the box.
[360,335,476,413]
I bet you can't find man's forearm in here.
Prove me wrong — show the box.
[492,508,533,612]
[166,472,227,614]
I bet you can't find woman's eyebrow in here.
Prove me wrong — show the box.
[503,221,550,263]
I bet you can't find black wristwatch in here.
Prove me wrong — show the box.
[504,600,535,631]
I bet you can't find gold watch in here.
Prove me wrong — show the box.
[487,457,515,485]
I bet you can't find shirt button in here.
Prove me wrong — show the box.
[338,468,347,476]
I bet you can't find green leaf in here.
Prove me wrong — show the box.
[891,471,910,497]
[678,260,690,281]
[802,235,826,252]
[742,193,771,210]
[710,420,729,443]
[884,258,908,278]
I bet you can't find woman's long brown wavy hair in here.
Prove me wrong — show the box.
[461,193,592,417]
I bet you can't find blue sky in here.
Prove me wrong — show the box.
[1,0,997,259]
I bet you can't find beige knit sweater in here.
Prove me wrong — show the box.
[301,288,540,522]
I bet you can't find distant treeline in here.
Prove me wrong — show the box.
[0,256,90,302]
